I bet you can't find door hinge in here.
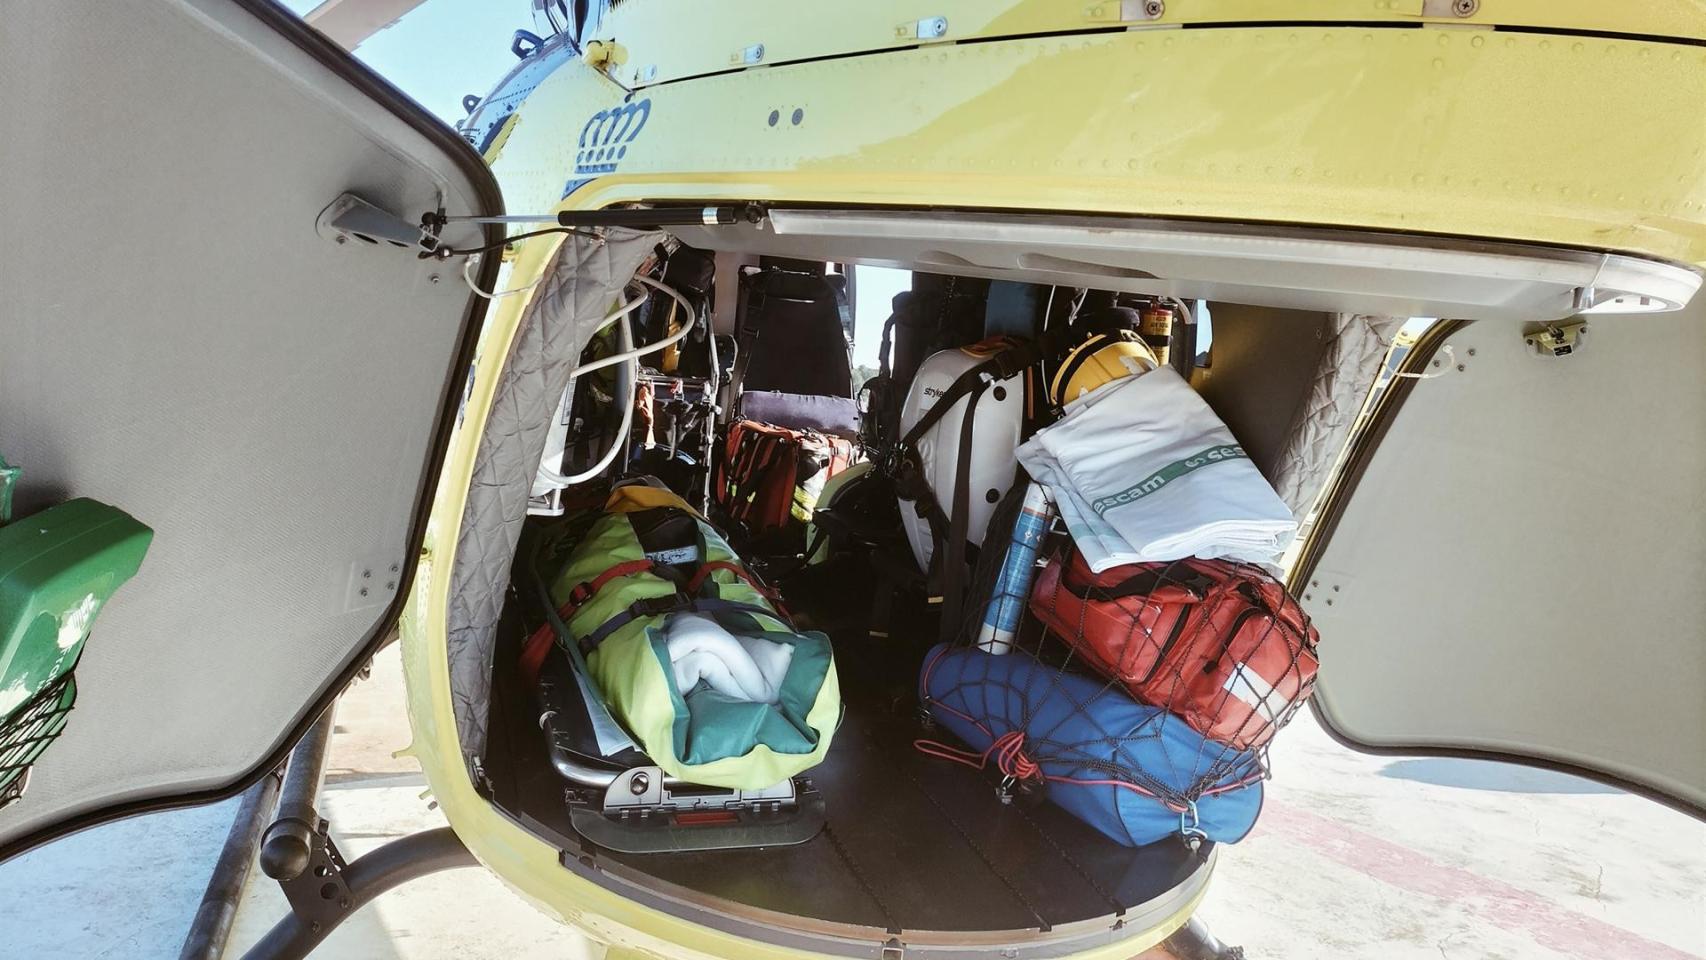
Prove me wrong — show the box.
[1525,320,1588,358]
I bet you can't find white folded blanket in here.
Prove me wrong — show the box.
[665,613,794,704]
[1017,367,1297,572]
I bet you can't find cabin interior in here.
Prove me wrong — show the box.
[449,207,1656,951]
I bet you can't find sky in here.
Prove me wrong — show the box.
[282,0,524,124]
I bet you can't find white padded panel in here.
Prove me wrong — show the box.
[0,0,494,849]
[444,230,660,767]
[1308,307,1706,813]
[1193,305,1332,482]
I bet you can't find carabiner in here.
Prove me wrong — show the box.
[1178,801,1208,853]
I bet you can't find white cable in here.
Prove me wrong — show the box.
[462,254,546,300]
[537,328,637,488]
[1392,344,1456,380]
[535,276,700,490]
[1161,296,1195,326]
[562,276,696,381]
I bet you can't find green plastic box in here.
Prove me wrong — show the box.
[0,497,152,801]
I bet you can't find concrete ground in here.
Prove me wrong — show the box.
[219,650,598,960]
[3,645,1702,959]
[1197,719,1706,960]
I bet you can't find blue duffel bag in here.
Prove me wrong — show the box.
[919,643,1265,847]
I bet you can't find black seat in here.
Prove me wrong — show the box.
[734,269,854,399]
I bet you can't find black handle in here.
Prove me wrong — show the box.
[512,29,544,59]
[1064,565,1213,603]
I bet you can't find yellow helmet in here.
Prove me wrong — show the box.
[1050,330,1159,406]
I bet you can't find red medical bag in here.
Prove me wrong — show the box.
[1029,550,1318,750]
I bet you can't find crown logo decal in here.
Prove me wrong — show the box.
[575,99,652,175]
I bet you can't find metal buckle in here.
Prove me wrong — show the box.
[1179,801,1208,854]
[630,594,687,618]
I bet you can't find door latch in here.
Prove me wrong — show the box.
[1525,320,1588,358]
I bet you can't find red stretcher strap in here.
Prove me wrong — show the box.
[518,559,657,682]
[687,560,791,622]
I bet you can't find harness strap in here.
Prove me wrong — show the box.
[728,271,766,397]
[897,339,1042,453]
[888,337,1053,619]
[517,558,658,682]
[689,559,793,622]
[936,376,987,643]
[571,559,658,606]
[518,619,559,684]
[721,426,774,523]
[579,596,785,654]
[722,423,803,531]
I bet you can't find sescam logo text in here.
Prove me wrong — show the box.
[1090,444,1248,515]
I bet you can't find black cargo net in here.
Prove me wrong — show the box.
[0,672,76,808]
[918,534,1318,836]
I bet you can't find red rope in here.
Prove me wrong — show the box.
[914,730,1040,782]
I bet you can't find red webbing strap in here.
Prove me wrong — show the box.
[517,620,558,684]
[718,423,767,514]
[724,422,800,533]
[517,559,657,682]
[751,450,798,531]
[713,426,746,511]
[578,559,659,601]
[721,424,785,524]
[731,434,783,524]
[686,559,754,593]
[687,559,792,622]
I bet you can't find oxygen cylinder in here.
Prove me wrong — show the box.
[976,483,1055,654]
[897,345,1026,573]
[1139,305,1174,366]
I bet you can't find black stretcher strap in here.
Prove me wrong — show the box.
[579,596,785,655]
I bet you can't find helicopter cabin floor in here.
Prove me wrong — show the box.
[480,563,1207,937]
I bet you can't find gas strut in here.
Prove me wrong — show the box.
[557,204,766,228]
[439,203,766,229]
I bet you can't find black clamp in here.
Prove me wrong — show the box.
[260,813,352,933]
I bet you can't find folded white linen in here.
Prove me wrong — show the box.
[664,613,794,704]
[1017,367,1297,571]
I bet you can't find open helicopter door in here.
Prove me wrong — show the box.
[0,0,502,858]
[1297,300,1706,817]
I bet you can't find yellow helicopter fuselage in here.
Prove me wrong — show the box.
[397,2,1706,956]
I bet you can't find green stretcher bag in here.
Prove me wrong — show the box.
[0,455,152,806]
[521,484,839,790]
